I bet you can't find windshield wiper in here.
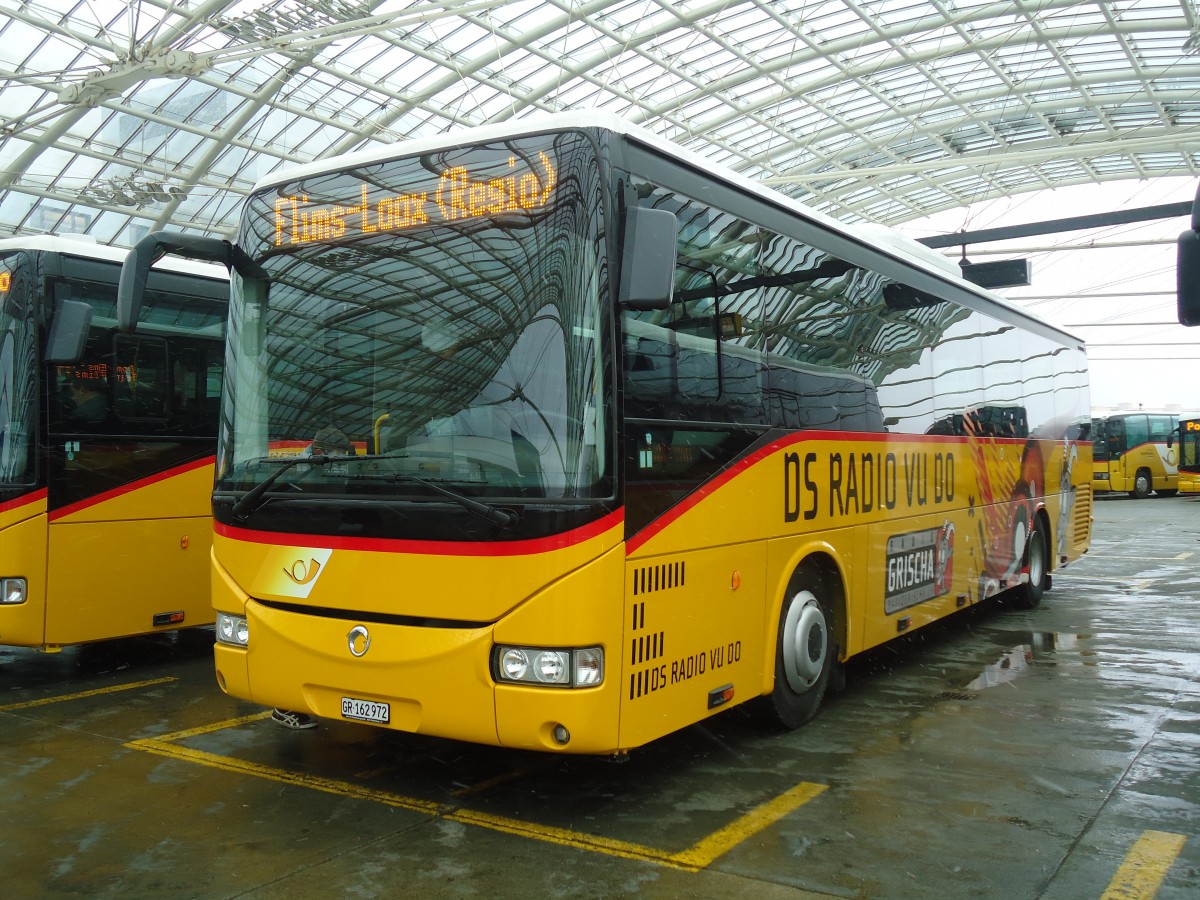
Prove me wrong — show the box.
[230,454,518,528]
[346,471,517,528]
[230,454,346,519]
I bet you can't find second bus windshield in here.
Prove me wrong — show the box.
[221,131,609,507]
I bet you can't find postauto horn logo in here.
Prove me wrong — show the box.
[347,625,371,657]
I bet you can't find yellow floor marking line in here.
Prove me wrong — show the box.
[128,736,444,816]
[0,676,176,712]
[450,780,827,871]
[1101,830,1188,900]
[144,710,272,740]
[445,805,703,869]
[676,781,828,869]
[126,717,826,872]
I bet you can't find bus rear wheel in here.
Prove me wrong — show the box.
[763,573,835,729]
[1013,514,1049,609]
[1129,468,1152,499]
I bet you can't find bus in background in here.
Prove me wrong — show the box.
[0,235,226,651]
[1090,409,1190,498]
[120,113,1092,755]
[1174,418,1200,495]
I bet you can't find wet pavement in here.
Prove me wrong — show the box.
[2,494,1198,899]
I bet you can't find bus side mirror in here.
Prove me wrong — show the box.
[120,231,227,332]
[619,207,678,311]
[1177,183,1200,326]
[119,231,259,332]
[1179,231,1200,326]
[44,298,92,363]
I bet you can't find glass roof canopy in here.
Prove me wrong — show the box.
[1,0,1199,248]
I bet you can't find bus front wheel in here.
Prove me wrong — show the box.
[763,575,835,729]
[1129,468,1152,499]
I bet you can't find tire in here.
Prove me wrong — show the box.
[762,569,836,729]
[1013,514,1049,609]
[1129,468,1152,499]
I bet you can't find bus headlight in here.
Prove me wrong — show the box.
[1,578,26,604]
[494,645,604,688]
[216,612,249,646]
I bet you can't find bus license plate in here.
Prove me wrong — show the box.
[341,696,390,724]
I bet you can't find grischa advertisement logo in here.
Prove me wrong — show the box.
[884,521,955,615]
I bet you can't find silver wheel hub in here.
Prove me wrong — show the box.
[782,590,827,692]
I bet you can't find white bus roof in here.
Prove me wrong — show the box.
[251,110,1079,344]
[0,233,228,281]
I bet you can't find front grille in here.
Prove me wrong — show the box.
[632,560,685,595]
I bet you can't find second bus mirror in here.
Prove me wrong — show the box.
[1177,181,1200,327]
[119,231,240,332]
[1178,229,1200,326]
[619,207,678,311]
[44,298,92,364]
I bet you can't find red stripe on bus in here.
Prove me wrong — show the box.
[48,456,216,521]
[215,507,625,556]
[0,487,48,515]
[624,429,976,555]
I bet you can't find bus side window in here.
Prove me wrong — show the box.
[56,362,111,428]
[1149,415,1174,443]
[1124,415,1148,451]
[171,349,223,435]
[113,335,169,423]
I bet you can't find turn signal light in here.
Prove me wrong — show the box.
[1,578,27,605]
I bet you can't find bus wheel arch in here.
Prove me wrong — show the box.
[760,554,845,729]
[1013,508,1051,609]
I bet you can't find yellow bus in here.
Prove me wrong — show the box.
[0,235,226,650]
[1090,410,1189,498]
[1175,418,1200,495]
[119,113,1092,754]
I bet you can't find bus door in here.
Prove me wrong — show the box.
[1104,416,1126,489]
[44,323,216,645]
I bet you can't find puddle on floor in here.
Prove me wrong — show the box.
[964,632,1094,690]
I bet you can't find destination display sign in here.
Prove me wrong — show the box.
[272,151,558,247]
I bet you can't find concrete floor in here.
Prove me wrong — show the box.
[2,494,1198,899]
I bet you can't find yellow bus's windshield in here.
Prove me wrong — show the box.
[0,253,35,486]
[219,131,609,519]
[1180,418,1200,472]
